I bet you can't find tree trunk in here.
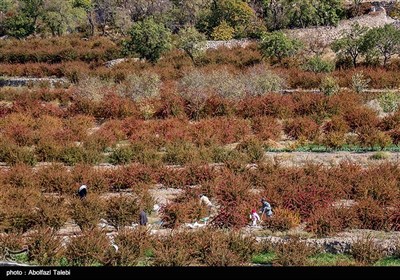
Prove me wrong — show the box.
[87,11,95,37]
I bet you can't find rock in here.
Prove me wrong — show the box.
[0,77,70,88]
[332,199,357,209]
[323,239,352,254]
[203,39,253,50]
[104,58,128,68]
[365,99,386,118]
[104,57,142,68]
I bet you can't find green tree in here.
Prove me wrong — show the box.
[289,0,317,28]
[124,18,172,63]
[4,12,35,38]
[41,0,86,36]
[331,22,368,68]
[73,0,95,36]
[0,0,12,35]
[170,0,212,28]
[211,20,234,40]
[92,0,120,35]
[262,0,291,30]
[363,24,400,67]
[0,0,13,13]
[259,31,303,63]
[177,26,206,65]
[206,0,256,38]
[311,0,343,26]
[122,0,172,22]
[2,0,45,38]
[21,0,45,29]
[263,0,343,30]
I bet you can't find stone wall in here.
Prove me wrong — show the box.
[0,77,70,88]
[204,39,254,50]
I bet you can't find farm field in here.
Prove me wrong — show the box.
[1,77,400,266]
[1,0,400,268]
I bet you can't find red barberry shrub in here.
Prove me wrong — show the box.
[154,88,186,119]
[35,196,68,230]
[0,188,40,233]
[356,126,392,149]
[388,129,400,145]
[107,164,154,191]
[69,195,105,231]
[2,164,37,189]
[353,163,399,206]
[251,116,282,141]
[97,93,138,119]
[284,117,320,140]
[306,206,342,237]
[323,115,350,134]
[292,92,328,120]
[379,110,400,131]
[282,183,334,220]
[238,93,294,119]
[191,117,252,146]
[343,107,379,131]
[160,194,206,228]
[264,207,301,231]
[36,164,74,194]
[388,202,400,231]
[210,170,256,228]
[113,227,152,265]
[1,113,36,146]
[27,227,63,265]
[354,198,392,231]
[104,195,140,230]
[71,164,109,193]
[63,228,115,266]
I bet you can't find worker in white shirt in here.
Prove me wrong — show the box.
[78,184,87,199]
[199,194,213,216]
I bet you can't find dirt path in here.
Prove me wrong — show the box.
[265,151,400,167]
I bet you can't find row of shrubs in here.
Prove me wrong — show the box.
[1,162,399,234]
[1,133,398,167]
[3,111,400,166]
[0,184,154,233]
[3,40,400,90]
[0,83,395,121]
[1,228,399,266]
[0,227,259,266]
[1,85,396,123]
[0,36,120,64]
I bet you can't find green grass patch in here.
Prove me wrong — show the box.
[369,151,391,160]
[252,252,276,264]
[375,257,400,266]
[11,252,29,264]
[308,253,356,266]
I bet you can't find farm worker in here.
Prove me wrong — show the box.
[260,198,273,218]
[199,194,213,216]
[250,209,261,226]
[78,184,87,199]
[139,210,148,226]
